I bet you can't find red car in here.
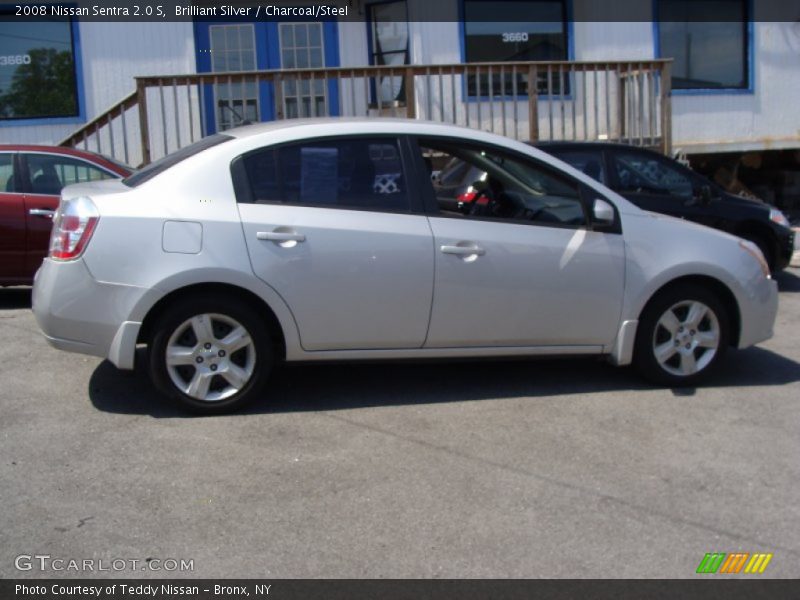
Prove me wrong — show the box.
[0,145,131,286]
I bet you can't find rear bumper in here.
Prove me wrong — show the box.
[32,259,156,369]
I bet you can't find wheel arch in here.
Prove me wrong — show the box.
[137,282,287,361]
[638,274,741,348]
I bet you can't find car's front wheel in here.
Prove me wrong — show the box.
[634,284,730,386]
[149,295,272,414]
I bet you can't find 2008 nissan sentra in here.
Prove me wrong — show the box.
[32,119,778,414]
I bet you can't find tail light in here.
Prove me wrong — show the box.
[49,196,99,261]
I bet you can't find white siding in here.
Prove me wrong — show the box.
[5,7,799,155]
[573,23,653,61]
[671,22,800,153]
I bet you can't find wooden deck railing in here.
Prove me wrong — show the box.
[61,60,672,167]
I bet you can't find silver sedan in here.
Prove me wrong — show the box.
[32,119,778,413]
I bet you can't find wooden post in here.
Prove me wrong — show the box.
[660,60,673,155]
[527,65,539,142]
[136,78,151,166]
[404,69,416,119]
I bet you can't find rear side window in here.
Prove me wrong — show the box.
[611,150,693,199]
[235,137,409,212]
[123,134,232,188]
[26,154,115,195]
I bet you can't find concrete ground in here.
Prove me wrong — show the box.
[1,270,799,579]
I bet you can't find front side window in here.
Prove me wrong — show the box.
[463,0,568,96]
[0,15,80,120]
[611,150,693,199]
[239,138,409,212]
[25,154,115,195]
[422,139,586,227]
[657,0,749,90]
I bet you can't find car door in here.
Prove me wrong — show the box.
[234,136,435,351]
[22,152,117,278]
[0,152,27,284]
[416,138,625,349]
[606,147,717,228]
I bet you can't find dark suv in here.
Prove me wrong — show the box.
[536,142,795,271]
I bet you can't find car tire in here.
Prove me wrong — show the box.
[148,294,273,414]
[634,284,729,387]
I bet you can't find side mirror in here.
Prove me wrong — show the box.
[592,198,615,225]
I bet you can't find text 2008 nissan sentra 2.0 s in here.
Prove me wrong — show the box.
[32,119,778,414]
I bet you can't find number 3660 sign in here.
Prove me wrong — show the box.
[501,32,529,43]
[0,54,32,66]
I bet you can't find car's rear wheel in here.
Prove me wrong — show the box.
[149,295,272,414]
[634,284,729,386]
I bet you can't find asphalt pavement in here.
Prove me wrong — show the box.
[1,270,799,578]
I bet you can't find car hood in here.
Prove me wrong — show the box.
[635,208,743,242]
[717,191,768,211]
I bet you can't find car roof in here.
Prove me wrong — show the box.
[535,140,662,153]
[225,117,521,143]
[1,144,100,156]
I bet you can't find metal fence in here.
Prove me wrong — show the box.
[60,60,672,167]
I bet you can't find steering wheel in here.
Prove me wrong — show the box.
[468,186,497,217]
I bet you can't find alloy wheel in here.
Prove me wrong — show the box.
[651,300,720,377]
[165,313,256,402]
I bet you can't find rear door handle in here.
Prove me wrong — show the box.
[441,244,485,257]
[256,230,306,243]
[29,208,55,218]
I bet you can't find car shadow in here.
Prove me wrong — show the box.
[88,345,800,418]
[774,269,800,293]
[0,288,32,310]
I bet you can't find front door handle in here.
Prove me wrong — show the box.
[29,208,55,218]
[441,244,485,257]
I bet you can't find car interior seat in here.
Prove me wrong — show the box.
[31,165,62,195]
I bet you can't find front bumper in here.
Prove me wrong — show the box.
[774,227,795,271]
[737,276,779,349]
[32,259,156,369]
